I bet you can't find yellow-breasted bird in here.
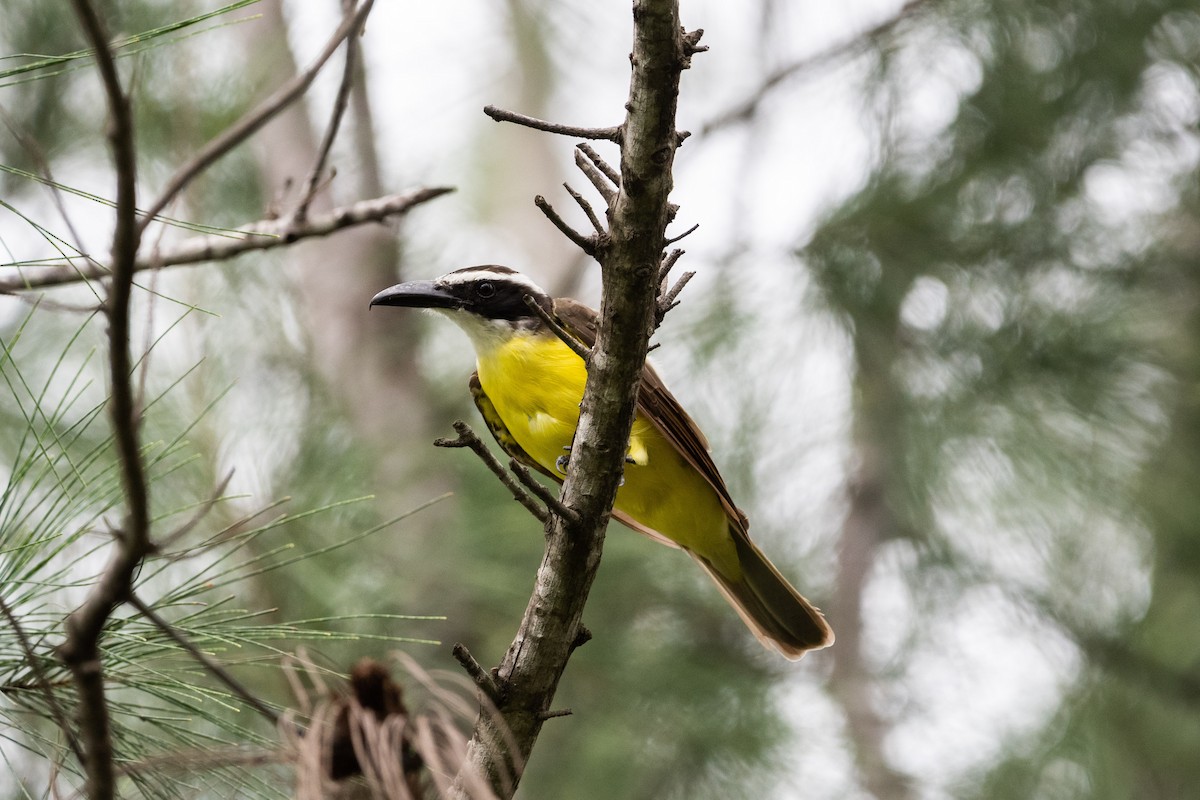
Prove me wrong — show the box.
[370,266,833,659]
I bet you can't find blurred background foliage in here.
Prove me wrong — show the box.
[1,0,1199,797]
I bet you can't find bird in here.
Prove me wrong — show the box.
[370,265,833,659]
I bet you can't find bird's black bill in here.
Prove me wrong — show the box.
[369,280,462,310]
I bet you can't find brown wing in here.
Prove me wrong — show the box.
[552,298,751,534]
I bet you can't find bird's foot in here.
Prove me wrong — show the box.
[554,446,632,485]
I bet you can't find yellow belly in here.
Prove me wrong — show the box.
[475,333,738,576]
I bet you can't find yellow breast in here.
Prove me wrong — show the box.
[473,331,739,577]
[475,333,587,467]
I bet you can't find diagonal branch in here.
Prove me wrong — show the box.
[127,593,280,725]
[0,187,453,293]
[0,596,83,764]
[700,0,929,137]
[293,0,364,222]
[575,143,620,195]
[533,195,597,256]
[522,295,591,363]
[435,421,554,524]
[135,0,376,237]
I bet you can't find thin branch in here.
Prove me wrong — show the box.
[294,0,364,222]
[61,5,143,799]
[656,269,694,325]
[575,143,620,189]
[534,709,571,721]
[0,108,105,304]
[155,470,236,552]
[573,148,618,207]
[127,594,280,725]
[135,0,376,237]
[164,497,292,561]
[521,295,591,363]
[0,596,83,764]
[434,421,550,524]
[483,105,621,142]
[1,187,453,293]
[664,222,698,246]
[700,0,928,137]
[506,460,577,523]
[564,183,604,235]
[657,247,684,284]
[533,195,597,256]
[452,644,500,702]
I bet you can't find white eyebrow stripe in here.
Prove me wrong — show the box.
[437,268,545,294]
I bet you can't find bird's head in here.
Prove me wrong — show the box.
[370,266,553,345]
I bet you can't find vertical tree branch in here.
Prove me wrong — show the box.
[458,1,694,796]
[831,440,914,800]
[293,0,363,222]
[58,4,146,799]
[829,294,916,800]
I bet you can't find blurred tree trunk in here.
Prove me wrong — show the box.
[831,277,915,800]
[493,0,587,297]
[239,0,440,506]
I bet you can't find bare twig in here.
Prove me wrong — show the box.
[533,195,597,256]
[163,496,292,561]
[664,222,698,246]
[564,183,604,235]
[657,247,684,284]
[60,5,144,799]
[127,593,280,725]
[452,644,500,702]
[534,709,571,721]
[0,109,104,304]
[576,143,620,188]
[700,0,928,137]
[484,105,621,142]
[656,270,695,324]
[1,187,453,293]
[155,470,237,552]
[573,148,618,207]
[136,0,376,237]
[294,0,364,221]
[0,596,83,764]
[507,460,576,523]
[521,295,591,363]
[434,421,551,524]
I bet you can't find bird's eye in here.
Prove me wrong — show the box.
[476,282,496,299]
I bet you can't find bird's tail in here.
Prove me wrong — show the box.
[690,529,834,660]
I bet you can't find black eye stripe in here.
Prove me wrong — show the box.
[439,276,550,322]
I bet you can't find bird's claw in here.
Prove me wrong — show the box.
[554,446,629,485]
